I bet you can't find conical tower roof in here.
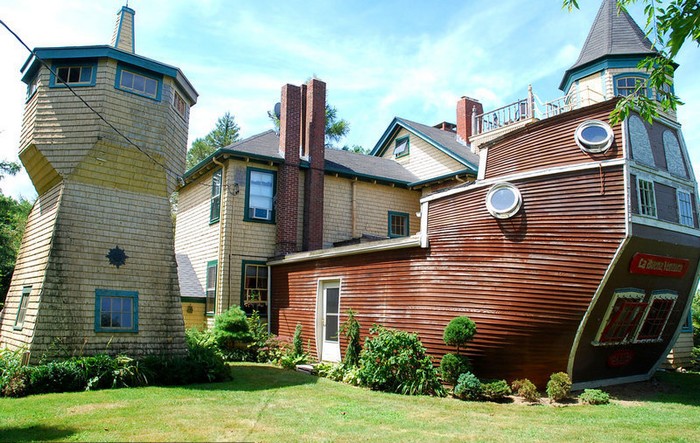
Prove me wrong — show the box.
[560,0,657,90]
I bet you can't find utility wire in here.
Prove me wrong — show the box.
[0,18,185,185]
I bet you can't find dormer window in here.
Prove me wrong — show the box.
[50,62,97,88]
[614,75,648,97]
[393,136,409,158]
[115,64,161,100]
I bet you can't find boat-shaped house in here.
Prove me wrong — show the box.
[268,0,699,387]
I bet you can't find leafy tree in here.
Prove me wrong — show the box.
[268,104,351,149]
[0,194,33,302]
[1,161,20,181]
[564,0,699,124]
[342,144,368,154]
[186,112,240,169]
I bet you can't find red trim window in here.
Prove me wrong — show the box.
[597,290,646,344]
[636,292,677,341]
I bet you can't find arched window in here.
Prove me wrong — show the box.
[614,74,648,97]
[628,115,655,166]
[663,130,687,178]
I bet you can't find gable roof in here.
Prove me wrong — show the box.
[370,117,479,174]
[560,0,657,90]
[183,130,420,186]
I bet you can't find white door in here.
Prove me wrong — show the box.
[320,282,341,362]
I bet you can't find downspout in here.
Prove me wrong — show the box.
[267,265,272,334]
[212,156,228,315]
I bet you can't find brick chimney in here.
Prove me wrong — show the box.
[275,84,302,255]
[302,79,326,251]
[456,96,483,145]
[111,6,136,54]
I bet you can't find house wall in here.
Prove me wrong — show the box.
[666,331,694,368]
[379,128,464,180]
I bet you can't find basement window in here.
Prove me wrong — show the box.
[574,120,614,154]
[635,291,677,342]
[95,289,138,333]
[486,182,522,219]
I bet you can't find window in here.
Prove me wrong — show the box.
[393,136,409,158]
[574,120,614,154]
[636,291,677,341]
[681,308,693,333]
[210,169,222,223]
[638,179,657,217]
[26,75,39,100]
[615,75,648,97]
[388,211,409,238]
[242,262,268,316]
[245,168,275,222]
[678,190,694,227]
[14,286,31,330]
[598,290,646,344]
[50,62,96,88]
[94,289,138,333]
[173,91,187,118]
[115,64,161,100]
[205,261,217,315]
[663,130,687,178]
[628,115,655,166]
[486,182,523,219]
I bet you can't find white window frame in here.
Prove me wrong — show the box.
[633,291,677,342]
[637,178,657,218]
[594,289,646,345]
[677,190,694,227]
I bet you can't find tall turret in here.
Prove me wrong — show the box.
[0,5,198,362]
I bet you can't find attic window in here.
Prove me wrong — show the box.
[574,120,614,154]
[394,136,409,158]
[486,183,522,219]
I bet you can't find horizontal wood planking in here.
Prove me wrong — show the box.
[484,101,623,180]
[272,166,626,385]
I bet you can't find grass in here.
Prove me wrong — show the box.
[1,364,700,442]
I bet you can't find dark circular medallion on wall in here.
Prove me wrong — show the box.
[106,245,129,268]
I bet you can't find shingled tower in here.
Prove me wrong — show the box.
[0,6,198,362]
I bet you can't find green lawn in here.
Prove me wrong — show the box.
[2,364,700,442]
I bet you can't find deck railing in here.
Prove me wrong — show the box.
[472,86,606,137]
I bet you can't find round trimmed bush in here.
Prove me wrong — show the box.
[546,371,572,402]
[453,371,482,401]
[439,353,471,385]
[213,306,253,354]
[443,316,476,353]
[512,378,540,403]
[579,388,610,405]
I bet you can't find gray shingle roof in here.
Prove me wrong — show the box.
[395,117,480,169]
[213,130,419,184]
[567,0,656,73]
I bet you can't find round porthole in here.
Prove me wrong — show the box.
[574,120,614,154]
[486,182,522,219]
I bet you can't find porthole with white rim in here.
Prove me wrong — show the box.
[486,182,522,219]
[574,119,614,154]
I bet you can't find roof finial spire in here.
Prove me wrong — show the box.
[111,4,136,54]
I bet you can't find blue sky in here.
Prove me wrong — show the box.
[1,0,698,200]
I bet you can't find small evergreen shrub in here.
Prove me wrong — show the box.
[292,323,304,357]
[453,371,482,401]
[439,353,471,385]
[481,379,512,402]
[546,372,572,402]
[443,317,477,354]
[357,325,445,396]
[213,307,254,359]
[246,311,277,363]
[579,388,610,405]
[511,378,540,402]
[341,309,361,367]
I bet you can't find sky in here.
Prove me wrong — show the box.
[1,0,698,201]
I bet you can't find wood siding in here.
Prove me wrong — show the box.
[272,166,627,386]
[484,101,623,179]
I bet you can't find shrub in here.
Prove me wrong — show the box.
[453,372,482,401]
[246,311,277,363]
[292,323,304,357]
[511,378,540,402]
[481,379,512,402]
[213,306,253,357]
[0,348,27,396]
[357,325,445,396]
[579,388,610,405]
[341,309,361,367]
[546,372,572,402]
[443,316,476,354]
[439,353,471,385]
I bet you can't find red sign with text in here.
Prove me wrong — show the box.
[629,253,689,278]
